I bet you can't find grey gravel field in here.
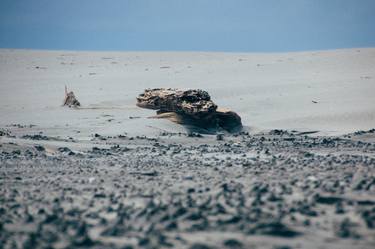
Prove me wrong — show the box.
[1,128,375,249]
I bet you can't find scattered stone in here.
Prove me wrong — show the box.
[58,147,75,156]
[216,133,224,141]
[189,243,214,249]
[34,145,45,152]
[335,218,361,239]
[223,239,243,248]
[361,208,375,228]
[129,171,158,177]
[0,129,10,136]
[315,194,344,205]
[273,246,292,249]
[187,132,203,138]
[22,134,49,140]
[250,221,301,237]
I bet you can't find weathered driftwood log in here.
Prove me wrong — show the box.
[216,108,242,132]
[63,86,81,108]
[137,88,217,116]
[137,88,242,132]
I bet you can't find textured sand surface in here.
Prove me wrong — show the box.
[0,48,374,137]
[1,49,375,249]
[1,130,375,249]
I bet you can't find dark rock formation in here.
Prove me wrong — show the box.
[136,88,242,132]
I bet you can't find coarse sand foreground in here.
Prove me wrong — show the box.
[1,129,375,248]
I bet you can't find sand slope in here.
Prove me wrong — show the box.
[0,48,374,137]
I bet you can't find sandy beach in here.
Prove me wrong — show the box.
[1,48,374,137]
[1,48,375,249]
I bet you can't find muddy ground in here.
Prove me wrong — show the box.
[1,127,375,249]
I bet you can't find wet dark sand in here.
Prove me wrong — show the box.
[1,128,375,249]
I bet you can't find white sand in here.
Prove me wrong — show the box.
[0,48,374,138]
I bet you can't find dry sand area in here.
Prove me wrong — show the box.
[0,48,375,249]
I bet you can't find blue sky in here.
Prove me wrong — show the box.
[0,0,374,52]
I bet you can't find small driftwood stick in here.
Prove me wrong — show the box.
[63,85,81,108]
